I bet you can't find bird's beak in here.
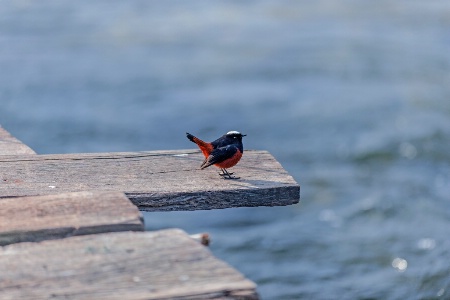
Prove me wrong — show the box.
[242,134,247,137]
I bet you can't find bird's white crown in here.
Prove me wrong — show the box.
[226,131,241,135]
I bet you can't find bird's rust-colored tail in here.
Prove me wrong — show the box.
[186,132,213,158]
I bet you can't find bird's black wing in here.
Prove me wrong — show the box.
[200,144,237,169]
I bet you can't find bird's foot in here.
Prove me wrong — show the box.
[219,172,234,176]
[219,169,240,180]
[220,174,240,179]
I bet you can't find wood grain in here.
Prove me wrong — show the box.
[0,126,36,155]
[0,229,258,300]
[0,191,144,246]
[0,150,300,211]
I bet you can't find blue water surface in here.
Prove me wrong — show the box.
[1,1,450,299]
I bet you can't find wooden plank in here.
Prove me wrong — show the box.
[0,229,259,300]
[0,150,300,211]
[0,126,36,155]
[0,191,144,246]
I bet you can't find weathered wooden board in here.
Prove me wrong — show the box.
[0,150,300,211]
[0,191,144,246]
[0,229,258,300]
[0,126,36,155]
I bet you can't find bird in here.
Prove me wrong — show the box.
[186,131,246,179]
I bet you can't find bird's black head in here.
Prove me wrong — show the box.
[225,131,246,142]
[210,130,246,151]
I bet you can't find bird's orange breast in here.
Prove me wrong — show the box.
[214,150,243,169]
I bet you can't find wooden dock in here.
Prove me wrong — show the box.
[0,125,300,299]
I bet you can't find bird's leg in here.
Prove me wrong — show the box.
[219,168,239,179]
[219,168,234,176]
[219,168,227,176]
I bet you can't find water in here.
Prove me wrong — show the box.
[1,1,450,299]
